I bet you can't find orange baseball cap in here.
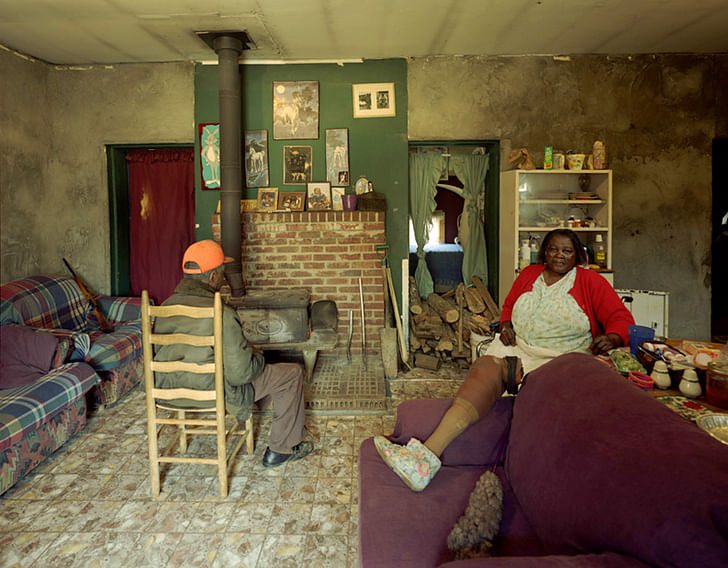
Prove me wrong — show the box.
[182,240,234,274]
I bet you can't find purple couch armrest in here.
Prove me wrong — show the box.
[389,397,514,466]
[506,352,728,568]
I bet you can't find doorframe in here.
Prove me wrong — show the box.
[106,144,194,296]
[407,140,501,301]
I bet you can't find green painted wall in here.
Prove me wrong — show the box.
[194,59,409,302]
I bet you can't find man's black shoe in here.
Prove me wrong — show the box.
[262,440,314,468]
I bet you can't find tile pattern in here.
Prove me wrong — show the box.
[0,359,467,568]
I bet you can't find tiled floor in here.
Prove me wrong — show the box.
[1,359,468,568]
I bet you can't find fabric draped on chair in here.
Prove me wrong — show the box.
[450,153,490,286]
[409,153,445,299]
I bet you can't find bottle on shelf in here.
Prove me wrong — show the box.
[529,235,540,264]
[519,240,530,270]
[593,234,607,269]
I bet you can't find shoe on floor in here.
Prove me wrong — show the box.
[374,436,441,492]
[262,440,314,468]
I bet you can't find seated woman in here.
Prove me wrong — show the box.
[375,229,635,491]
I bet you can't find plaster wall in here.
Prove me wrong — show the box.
[408,54,726,341]
[0,48,194,292]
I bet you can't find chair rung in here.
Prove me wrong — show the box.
[151,361,216,374]
[155,417,218,427]
[156,456,219,465]
[151,332,214,347]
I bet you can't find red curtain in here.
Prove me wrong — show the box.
[126,148,195,304]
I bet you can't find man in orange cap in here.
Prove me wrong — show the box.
[154,239,313,467]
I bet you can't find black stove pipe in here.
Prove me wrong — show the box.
[214,35,245,297]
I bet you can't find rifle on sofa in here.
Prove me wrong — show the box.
[62,258,114,332]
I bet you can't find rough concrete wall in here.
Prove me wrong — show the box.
[0,48,50,280]
[408,54,723,340]
[0,49,194,293]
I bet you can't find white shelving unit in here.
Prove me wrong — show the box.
[499,169,613,303]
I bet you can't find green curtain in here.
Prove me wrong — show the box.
[409,153,445,298]
[450,153,490,286]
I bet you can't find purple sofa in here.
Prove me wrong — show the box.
[0,275,143,407]
[358,353,728,568]
[1,324,100,494]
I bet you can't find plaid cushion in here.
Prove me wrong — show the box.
[95,295,143,325]
[0,275,88,332]
[0,363,99,451]
[86,321,142,371]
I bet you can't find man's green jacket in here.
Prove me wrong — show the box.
[153,278,264,421]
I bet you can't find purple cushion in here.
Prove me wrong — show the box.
[358,438,542,568]
[439,551,652,567]
[0,325,59,388]
[389,397,514,466]
[506,352,728,568]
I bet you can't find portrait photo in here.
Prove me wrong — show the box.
[278,191,305,211]
[257,187,278,211]
[306,182,332,211]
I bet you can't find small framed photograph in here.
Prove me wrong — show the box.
[306,182,332,211]
[244,129,269,188]
[278,191,305,212]
[283,146,313,184]
[326,128,349,186]
[273,81,319,140]
[352,83,396,118]
[257,188,278,212]
[331,187,345,211]
[199,122,220,189]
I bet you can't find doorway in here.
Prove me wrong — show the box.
[107,144,195,303]
[407,141,500,301]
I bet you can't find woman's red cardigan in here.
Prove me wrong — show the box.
[500,265,635,347]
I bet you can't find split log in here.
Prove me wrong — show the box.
[468,314,492,335]
[426,293,459,324]
[413,305,442,326]
[412,319,448,339]
[414,352,441,370]
[436,324,456,352]
[463,286,486,314]
[409,276,423,315]
[471,276,500,319]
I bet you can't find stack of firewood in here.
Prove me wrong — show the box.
[409,275,501,370]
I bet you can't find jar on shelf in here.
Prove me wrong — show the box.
[706,359,728,409]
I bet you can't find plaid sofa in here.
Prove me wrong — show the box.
[1,360,100,495]
[0,275,144,407]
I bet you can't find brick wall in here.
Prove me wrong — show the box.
[212,211,386,355]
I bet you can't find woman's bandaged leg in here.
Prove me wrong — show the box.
[424,397,480,457]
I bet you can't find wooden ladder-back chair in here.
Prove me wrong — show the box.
[141,290,254,498]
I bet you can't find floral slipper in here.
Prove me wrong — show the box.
[374,436,441,492]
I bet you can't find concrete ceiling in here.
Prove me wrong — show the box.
[0,0,727,66]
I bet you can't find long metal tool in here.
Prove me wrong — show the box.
[346,310,353,363]
[359,277,367,369]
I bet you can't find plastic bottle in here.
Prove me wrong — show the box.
[593,234,606,268]
[519,240,530,270]
[530,236,540,264]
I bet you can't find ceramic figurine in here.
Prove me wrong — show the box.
[679,368,702,398]
[651,360,672,390]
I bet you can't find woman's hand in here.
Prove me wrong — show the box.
[499,321,517,346]
[589,333,622,355]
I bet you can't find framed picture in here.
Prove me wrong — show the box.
[199,122,220,189]
[331,187,345,211]
[244,130,269,188]
[273,81,319,140]
[278,191,305,212]
[306,182,332,211]
[325,128,350,186]
[352,83,396,118]
[257,188,278,212]
[283,146,312,184]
